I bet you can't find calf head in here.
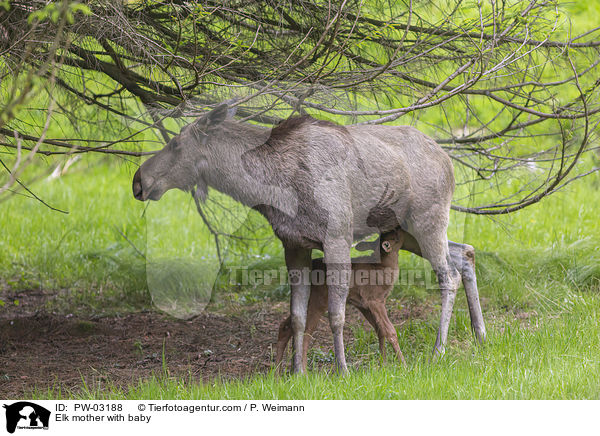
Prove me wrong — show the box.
[355,227,405,255]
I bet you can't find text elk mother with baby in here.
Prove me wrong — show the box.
[132,103,486,374]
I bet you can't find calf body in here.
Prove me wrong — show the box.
[276,230,406,372]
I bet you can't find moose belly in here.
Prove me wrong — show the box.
[351,186,412,240]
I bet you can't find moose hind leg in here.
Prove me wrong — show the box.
[413,225,460,359]
[449,242,486,343]
[432,260,459,359]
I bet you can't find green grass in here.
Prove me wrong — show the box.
[0,156,279,314]
[2,154,598,306]
[32,293,600,400]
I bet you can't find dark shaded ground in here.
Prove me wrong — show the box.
[0,289,427,398]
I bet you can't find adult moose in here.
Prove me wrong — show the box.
[132,103,486,374]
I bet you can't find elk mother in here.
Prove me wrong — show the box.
[132,103,460,374]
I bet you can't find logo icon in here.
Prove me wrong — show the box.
[3,402,50,434]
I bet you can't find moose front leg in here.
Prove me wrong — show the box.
[323,238,352,375]
[284,246,312,374]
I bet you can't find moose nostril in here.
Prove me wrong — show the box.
[133,184,142,200]
[132,170,143,200]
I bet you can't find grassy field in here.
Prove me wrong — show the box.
[1,0,599,401]
[1,152,599,399]
[39,296,600,400]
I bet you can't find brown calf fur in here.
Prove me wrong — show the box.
[275,229,406,372]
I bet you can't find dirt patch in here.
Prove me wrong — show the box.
[0,308,277,398]
[0,290,425,398]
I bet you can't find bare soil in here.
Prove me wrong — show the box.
[0,289,426,398]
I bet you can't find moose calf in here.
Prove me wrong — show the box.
[275,229,406,372]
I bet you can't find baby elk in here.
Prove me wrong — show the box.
[275,228,406,372]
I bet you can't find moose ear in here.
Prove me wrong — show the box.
[191,102,238,144]
[207,104,228,124]
[222,97,238,117]
[227,105,237,119]
[193,103,229,127]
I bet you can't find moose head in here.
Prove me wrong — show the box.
[132,103,237,203]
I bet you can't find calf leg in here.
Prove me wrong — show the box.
[275,317,292,372]
[301,303,325,371]
[366,302,407,366]
[275,309,325,372]
[357,307,387,359]
[301,286,328,371]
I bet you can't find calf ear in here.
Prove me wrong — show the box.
[381,241,392,252]
[396,231,405,247]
